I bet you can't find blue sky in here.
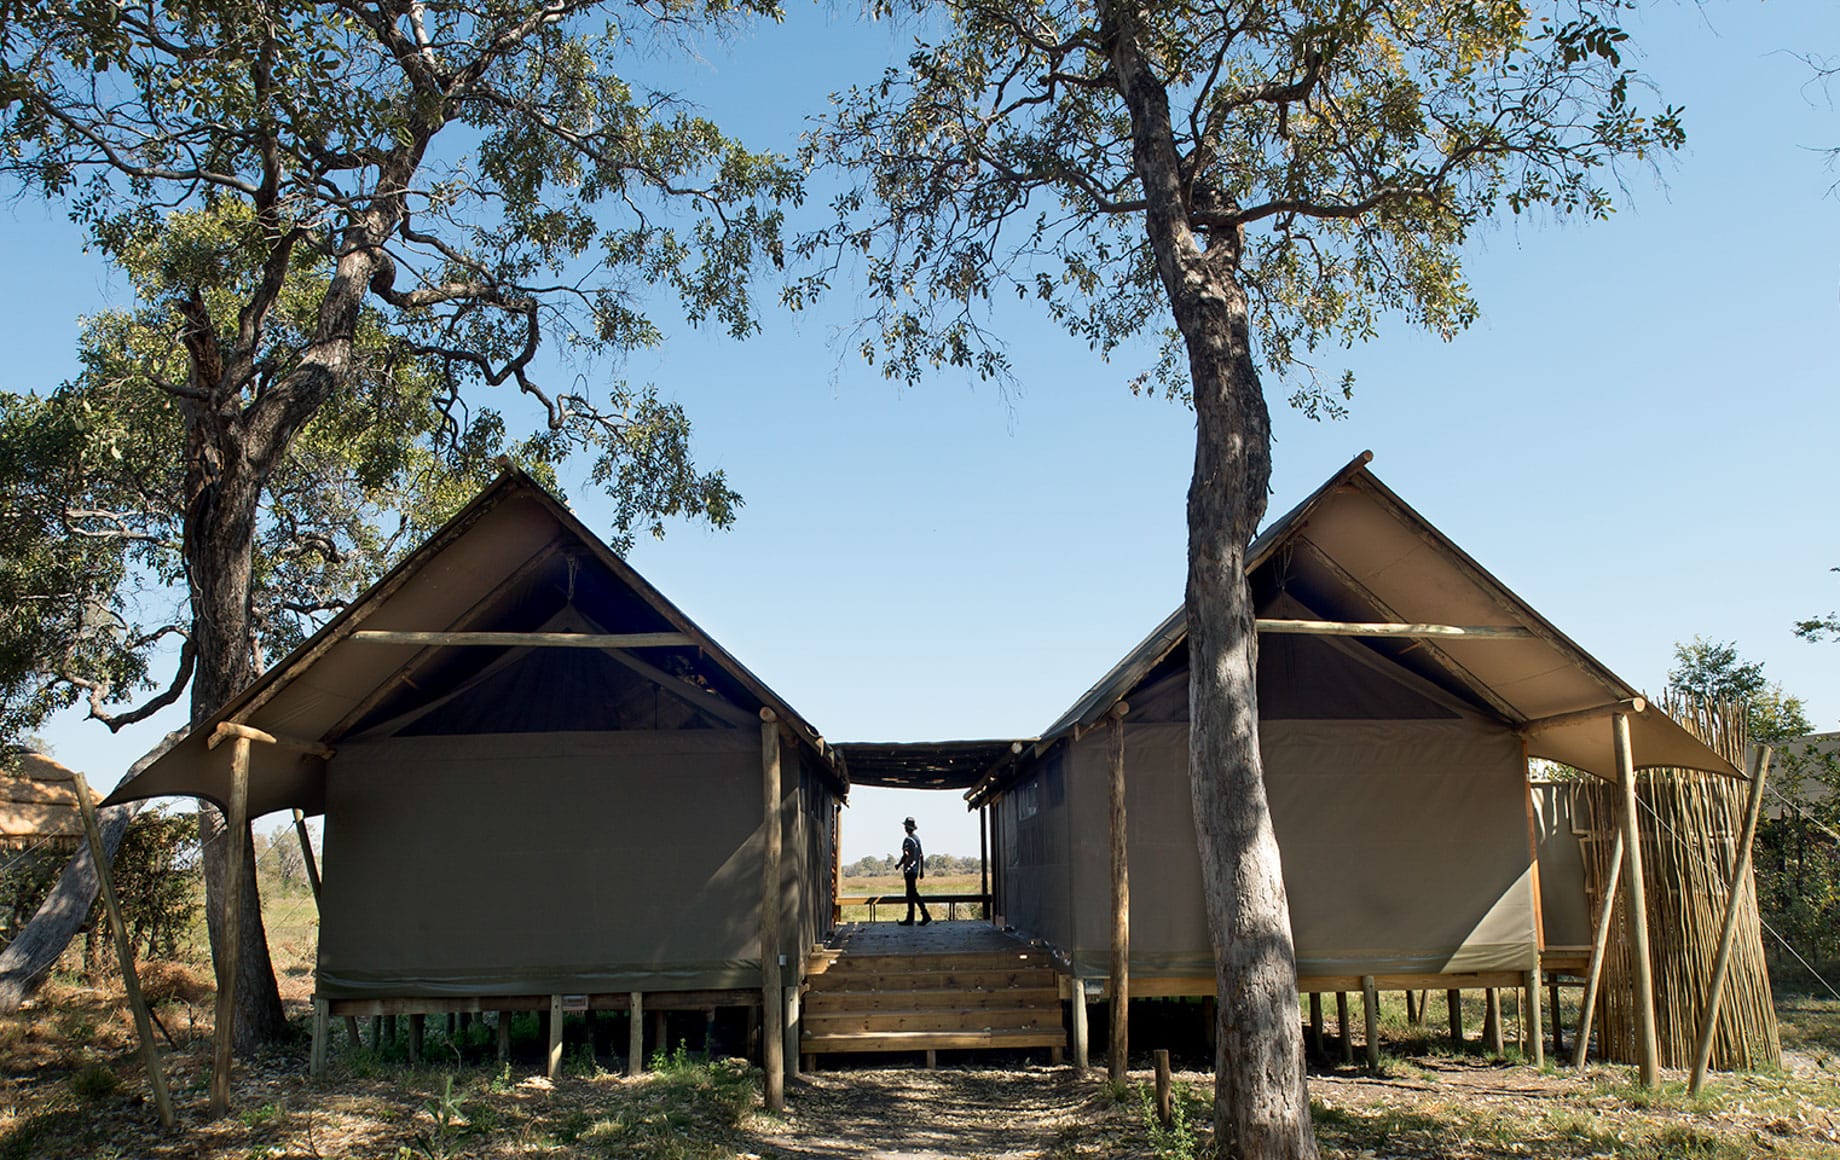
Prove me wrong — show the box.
[5,0,1838,863]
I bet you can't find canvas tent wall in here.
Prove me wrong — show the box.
[969,453,1744,1000]
[106,470,844,1006]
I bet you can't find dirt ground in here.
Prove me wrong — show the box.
[4,974,1840,1159]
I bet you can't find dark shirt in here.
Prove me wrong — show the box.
[902,833,924,879]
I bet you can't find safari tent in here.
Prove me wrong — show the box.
[964,453,1751,1065]
[105,469,845,1094]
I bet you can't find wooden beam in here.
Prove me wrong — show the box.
[759,709,785,1113]
[1614,711,1661,1088]
[73,775,174,1128]
[291,809,322,903]
[598,646,759,729]
[1518,698,1647,736]
[1107,708,1130,1084]
[347,630,693,648]
[1572,829,1623,1069]
[210,734,251,1119]
[1255,619,1535,639]
[1690,743,1773,1095]
[207,721,334,759]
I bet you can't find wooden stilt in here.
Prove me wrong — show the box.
[1154,1049,1173,1126]
[346,1015,362,1050]
[1071,979,1090,1069]
[1573,829,1624,1069]
[1484,989,1504,1056]
[759,710,785,1112]
[409,1014,424,1065]
[210,734,252,1118]
[1524,968,1545,1068]
[1201,994,1216,1052]
[1691,744,1773,1095]
[653,1008,667,1055]
[383,1014,397,1049]
[497,1011,511,1062]
[1309,992,1324,1061]
[1447,989,1463,1046]
[1613,711,1661,1088]
[979,804,990,920]
[546,995,563,1079]
[1549,981,1565,1057]
[1413,989,1429,1028]
[1337,992,1353,1065]
[925,1048,937,1069]
[73,774,174,1128]
[1107,707,1130,1084]
[291,808,322,903]
[1361,976,1380,1072]
[1405,990,1417,1024]
[784,985,801,1081]
[628,993,644,1076]
[310,997,329,1077]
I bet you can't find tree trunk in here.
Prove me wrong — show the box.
[1097,3,1318,1155]
[0,800,143,1010]
[184,453,288,1051]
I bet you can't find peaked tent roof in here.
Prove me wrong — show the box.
[1010,452,1739,790]
[104,470,844,818]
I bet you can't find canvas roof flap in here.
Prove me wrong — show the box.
[103,470,844,819]
[973,452,1737,805]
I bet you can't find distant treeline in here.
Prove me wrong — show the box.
[841,854,982,877]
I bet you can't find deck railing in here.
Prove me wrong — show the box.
[833,892,991,924]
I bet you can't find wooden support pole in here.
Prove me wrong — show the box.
[628,993,644,1075]
[1337,992,1353,1065]
[1690,743,1773,1096]
[73,774,174,1129]
[1154,1049,1173,1126]
[1361,976,1380,1072]
[759,709,785,1113]
[545,996,562,1079]
[370,1014,381,1050]
[1309,992,1324,1061]
[1573,829,1624,1069]
[383,1014,397,1048]
[210,734,252,1118]
[1484,989,1504,1056]
[1447,989,1463,1046]
[1404,990,1417,1024]
[409,1014,424,1065]
[1549,981,1565,1057]
[291,809,322,903]
[1517,697,1647,736]
[1071,979,1090,1069]
[979,804,990,919]
[311,997,329,1077]
[1613,711,1661,1088]
[497,1011,511,1062]
[346,1015,362,1050]
[207,720,334,758]
[1107,706,1130,1084]
[1524,968,1544,1068]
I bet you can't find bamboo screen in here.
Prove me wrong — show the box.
[1574,698,1780,1070]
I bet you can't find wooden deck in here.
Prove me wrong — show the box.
[801,922,1067,1061]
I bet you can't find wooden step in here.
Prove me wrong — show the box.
[802,1027,1069,1055]
[803,1007,1057,1035]
[810,950,1052,975]
[803,986,1061,1013]
[806,968,1058,993]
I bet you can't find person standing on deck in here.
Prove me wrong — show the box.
[897,816,931,926]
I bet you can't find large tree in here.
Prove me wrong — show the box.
[806,1,1680,1152]
[1,0,796,1046]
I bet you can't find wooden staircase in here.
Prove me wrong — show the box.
[799,923,1067,1060]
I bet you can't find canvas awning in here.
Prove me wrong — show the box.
[103,470,844,819]
[994,452,1739,796]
